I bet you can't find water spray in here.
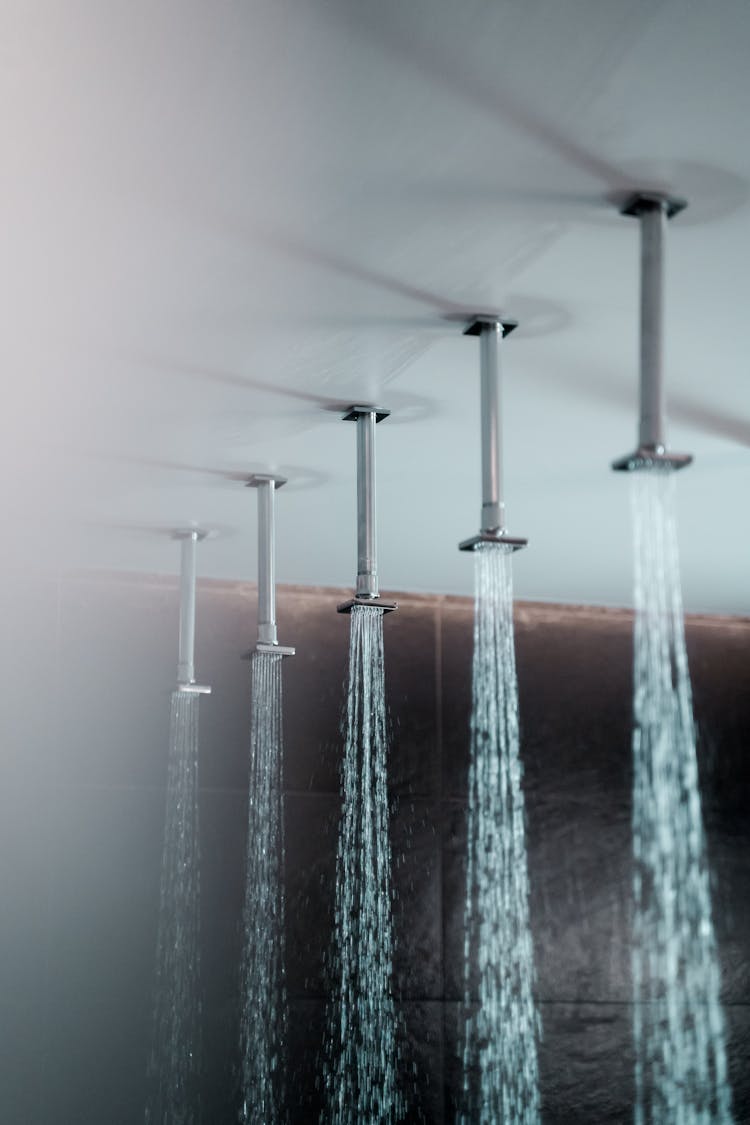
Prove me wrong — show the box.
[337,406,397,614]
[173,529,211,694]
[459,316,527,552]
[612,191,692,471]
[247,474,295,656]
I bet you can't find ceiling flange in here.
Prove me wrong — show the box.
[619,191,688,220]
[342,405,391,423]
[246,473,288,489]
[463,316,518,338]
[171,527,213,541]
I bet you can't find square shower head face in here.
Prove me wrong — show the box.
[611,448,693,471]
[458,532,528,552]
[241,645,296,659]
[336,598,398,615]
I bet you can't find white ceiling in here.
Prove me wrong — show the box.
[3,0,750,613]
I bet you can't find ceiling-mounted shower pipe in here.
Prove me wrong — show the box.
[173,529,211,694]
[247,474,295,656]
[459,316,528,552]
[612,191,692,471]
[337,406,397,614]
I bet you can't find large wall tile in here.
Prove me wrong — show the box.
[195,582,258,792]
[200,788,248,1123]
[392,797,443,1001]
[280,592,351,794]
[41,784,164,1124]
[285,792,340,996]
[383,601,440,797]
[59,575,175,788]
[0,576,60,788]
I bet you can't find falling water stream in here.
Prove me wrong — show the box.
[461,543,540,1125]
[322,604,403,1124]
[631,469,733,1124]
[146,691,202,1125]
[239,650,287,1124]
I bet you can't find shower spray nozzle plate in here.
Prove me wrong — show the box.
[256,642,296,656]
[241,644,296,658]
[342,405,390,423]
[612,447,693,472]
[177,682,212,694]
[459,532,528,552]
[337,597,398,615]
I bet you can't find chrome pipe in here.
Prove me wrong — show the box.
[458,317,527,552]
[639,201,666,452]
[173,529,211,692]
[479,320,504,534]
[177,531,198,685]
[611,191,692,472]
[257,478,277,646]
[337,407,397,614]
[246,474,296,653]
[356,410,378,599]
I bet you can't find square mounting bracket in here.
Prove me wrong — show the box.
[619,191,688,219]
[342,405,391,423]
[463,317,518,337]
[246,473,288,488]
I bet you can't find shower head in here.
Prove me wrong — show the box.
[459,317,528,552]
[611,449,693,472]
[172,528,212,694]
[459,532,528,552]
[246,473,296,655]
[337,598,398,614]
[336,406,398,615]
[612,191,693,472]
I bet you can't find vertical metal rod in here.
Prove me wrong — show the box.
[177,531,198,684]
[479,321,505,534]
[356,410,378,598]
[639,202,666,451]
[257,479,277,646]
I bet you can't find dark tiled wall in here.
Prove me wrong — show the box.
[1,574,749,1124]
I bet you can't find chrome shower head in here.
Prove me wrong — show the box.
[612,192,693,472]
[459,532,528,553]
[337,598,398,615]
[611,447,693,472]
[172,528,212,694]
[246,474,296,656]
[459,316,528,551]
[337,406,398,615]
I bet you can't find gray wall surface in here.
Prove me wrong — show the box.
[2,572,749,1123]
